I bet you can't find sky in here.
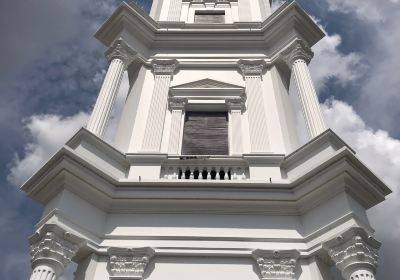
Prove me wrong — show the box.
[0,0,399,279]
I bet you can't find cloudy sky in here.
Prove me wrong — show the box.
[0,0,399,278]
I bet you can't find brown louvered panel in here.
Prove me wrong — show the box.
[182,112,229,155]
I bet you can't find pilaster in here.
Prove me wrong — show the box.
[168,97,187,154]
[238,60,270,153]
[29,225,85,280]
[252,249,300,280]
[108,247,155,280]
[280,39,327,139]
[323,228,381,280]
[227,98,245,155]
[87,39,136,137]
[141,59,178,152]
[167,0,182,21]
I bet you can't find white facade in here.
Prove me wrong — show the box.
[23,1,391,280]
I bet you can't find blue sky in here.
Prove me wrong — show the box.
[0,0,399,278]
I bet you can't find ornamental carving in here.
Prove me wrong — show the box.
[226,98,245,111]
[252,250,299,280]
[323,228,381,280]
[152,59,179,75]
[238,60,266,76]
[108,247,155,280]
[105,39,137,66]
[280,39,314,67]
[29,224,85,271]
[169,97,187,110]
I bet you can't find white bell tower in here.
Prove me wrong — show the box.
[22,1,391,280]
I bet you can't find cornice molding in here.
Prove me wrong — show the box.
[323,227,380,279]
[105,39,137,66]
[252,249,300,280]
[280,39,314,67]
[108,247,155,280]
[29,224,85,273]
[237,60,267,76]
[151,59,179,75]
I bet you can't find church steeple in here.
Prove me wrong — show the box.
[150,0,272,23]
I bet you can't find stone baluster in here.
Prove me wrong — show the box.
[168,98,187,155]
[142,60,178,152]
[216,168,221,180]
[87,39,136,137]
[281,39,327,138]
[207,168,212,180]
[252,249,300,280]
[29,225,84,280]
[108,247,155,280]
[238,60,270,153]
[189,169,194,180]
[323,228,380,280]
[223,169,229,180]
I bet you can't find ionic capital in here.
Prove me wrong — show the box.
[29,224,85,275]
[151,59,179,76]
[169,97,187,110]
[280,39,314,67]
[108,247,155,280]
[238,60,266,76]
[252,249,300,280]
[323,228,380,280]
[105,39,137,66]
[226,97,245,111]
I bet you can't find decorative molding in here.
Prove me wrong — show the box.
[252,250,299,280]
[29,224,85,274]
[108,247,155,280]
[169,97,187,110]
[151,59,179,76]
[323,228,381,280]
[105,39,136,67]
[237,60,267,76]
[171,78,244,90]
[280,39,314,67]
[226,98,245,111]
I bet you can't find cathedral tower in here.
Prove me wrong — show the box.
[23,1,391,280]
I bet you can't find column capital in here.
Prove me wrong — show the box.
[169,97,187,110]
[280,39,314,67]
[151,59,179,76]
[252,249,300,280]
[323,228,380,279]
[237,60,267,76]
[226,97,245,111]
[105,39,137,66]
[29,224,85,275]
[108,247,155,280]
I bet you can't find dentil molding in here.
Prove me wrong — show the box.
[108,247,155,280]
[29,224,85,274]
[105,39,137,66]
[280,39,314,67]
[252,249,300,280]
[323,227,380,280]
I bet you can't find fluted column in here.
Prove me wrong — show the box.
[252,249,300,280]
[29,225,84,280]
[323,228,381,280]
[167,0,182,21]
[168,98,186,154]
[238,60,270,153]
[227,98,245,155]
[108,247,155,279]
[281,39,327,138]
[87,39,136,137]
[142,60,178,152]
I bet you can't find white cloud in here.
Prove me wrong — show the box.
[7,112,89,186]
[322,99,400,278]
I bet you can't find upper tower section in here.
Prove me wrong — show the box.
[150,0,272,23]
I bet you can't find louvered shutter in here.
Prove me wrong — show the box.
[182,112,229,155]
[194,11,225,24]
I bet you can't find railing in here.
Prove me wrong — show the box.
[161,156,249,180]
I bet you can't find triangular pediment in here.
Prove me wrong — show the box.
[171,79,244,89]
